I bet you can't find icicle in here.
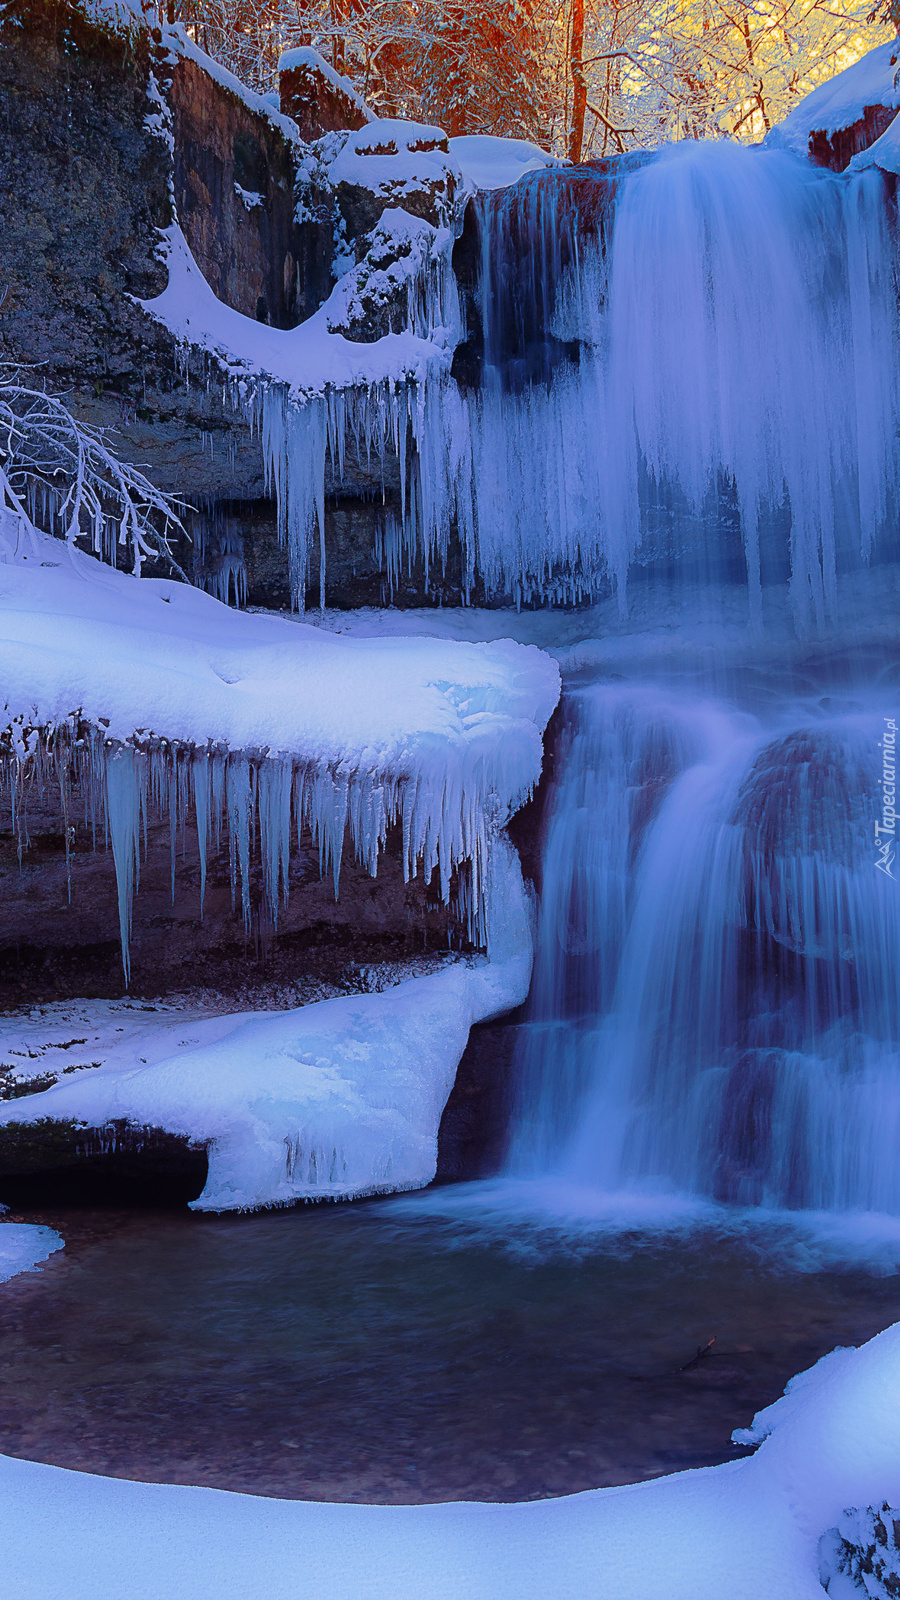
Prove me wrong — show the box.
[258,757,292,921]
[103,744,142,987]
[192,751,209,914]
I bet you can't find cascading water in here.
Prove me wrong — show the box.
[509,676,900,1214]
[455,136,900,1225]
[462,140,900,619]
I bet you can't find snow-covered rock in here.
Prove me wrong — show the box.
[767,39,900,167]
[849,108,900,175]
[278,46,371,140]
[0,834,531,1211]
[326,118,463,234]
[0,519,557,948]
[0,518,557,1208]
[449,134,564,191]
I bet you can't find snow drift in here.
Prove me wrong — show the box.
[1,1317,899,1598]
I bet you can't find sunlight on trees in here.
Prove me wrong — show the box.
[168,0,894,154]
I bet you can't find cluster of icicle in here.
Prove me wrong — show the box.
[248,207,464,611]
[0,717,490,986]
[253,139,900,623]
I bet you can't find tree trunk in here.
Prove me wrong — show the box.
[568,0,586,164]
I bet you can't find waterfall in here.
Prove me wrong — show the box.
[457,141,900,618]
[254,138,900,616]
[509,678,900,1214]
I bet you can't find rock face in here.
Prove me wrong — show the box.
[0,0,265,506]
[0,1,477,607]
[0,780,469,1009]
[0,0,170,382]
[169,52,324,329]
[279,46,369,141]
[810,104,899,171]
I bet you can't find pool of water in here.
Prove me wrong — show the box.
[1,1195,898,1503]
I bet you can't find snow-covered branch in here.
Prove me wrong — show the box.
[0,368,186,577]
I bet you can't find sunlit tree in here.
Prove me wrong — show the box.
[169,0,893,151]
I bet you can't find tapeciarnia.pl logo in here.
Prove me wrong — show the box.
[876,716,897,879]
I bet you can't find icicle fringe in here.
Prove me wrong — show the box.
[0,716,502,984]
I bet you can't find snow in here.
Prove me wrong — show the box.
[83,0,148,36]
[0,517,557,953]
[0,1223,62,1285]
[0,834,531,1211]
[850,109,900,175]
[1,1318,899,1597]
[767,39,900,157]
[234,184,264,210]
[277,45,372,122]
[0,522,555,821]
[449,134,564,191]
[0,519,555,1205]
[325,119,461,217]
[140,223,453,398]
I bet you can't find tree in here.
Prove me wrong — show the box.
[169,0,891,150]
[0,369,185,576]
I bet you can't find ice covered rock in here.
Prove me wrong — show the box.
[767,39,900,170]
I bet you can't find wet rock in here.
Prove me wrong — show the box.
[169,52,332,328]
[810,105,899,172]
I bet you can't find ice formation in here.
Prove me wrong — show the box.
[144,136,900,623]
[0,519,558,977]
[0,835,531,1210]
[1,1317,900,1598]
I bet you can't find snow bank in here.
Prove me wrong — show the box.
[0,522,557,945]
[0,1319,899,1597]
[326,118,459,203]
[768,39,900,157]
[0,1223,62,1285]
[141,222,452,397]
[0,838,531,1211]
[449,134,563,191]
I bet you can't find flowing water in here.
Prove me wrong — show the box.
[509,651,900,1215]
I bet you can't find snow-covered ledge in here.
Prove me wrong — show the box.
[0,521,558,1209]
[0,1222,62,1284]
[0,836,532,1211]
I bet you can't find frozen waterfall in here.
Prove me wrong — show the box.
[259,138,900,619]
